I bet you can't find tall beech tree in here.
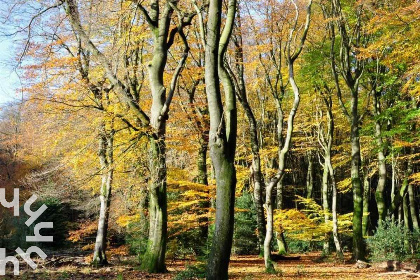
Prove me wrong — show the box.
[328,0,367,260]
[259,0,313,271]
[201,0,237,278]
[231,6,266,254]
[63,0,193,272]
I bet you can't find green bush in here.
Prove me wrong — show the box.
[174,263,206,280]
[5,197,71,250]
[233,191,259,255]
[125,220,148,257]
[367,217,419,261]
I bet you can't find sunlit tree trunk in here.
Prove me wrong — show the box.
[329,0,366,260]
[93,122,114,265]
[233,11,266,253]
[263,0,313,270]
[204,1,237,279]
[306,152,314,199]
[322,160,330,254]
[408,183,419,230]
[362,172,370,237]
[373,93,387,225]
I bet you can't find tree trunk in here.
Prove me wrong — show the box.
[233,19,266,252]
[93,124,114,265]
[408,184,419,230]
[263,0,313,270]
[276,177,287,256]
[197,138,210,250]
[362,173,370,236]
[328,160,343,259]
[141,136,167,272]
[373,93,387,225]
[306,152,314,199]
[350,90,365,261]
[205,1,237,279]
[322,160,330,255]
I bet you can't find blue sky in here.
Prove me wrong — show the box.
[0,39,21,105]
[0,1,22,106]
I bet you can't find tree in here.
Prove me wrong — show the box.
[201,0,237,278]
[328,0,368,261]
[63,0,193,272]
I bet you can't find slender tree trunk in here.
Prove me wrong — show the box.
[403,193,410,229]
[323,95,343,259]
[306,152,314,199]
[322,160,330,255]
[205,1,237,279]
[197,138,210,248]
[234,23,266,251]
[408,184,419,230]
[362,172,370,236]
[328,160,343,259]
[350,90,365,261]
[93,124,114,265]
[263,0,313,270]
[276,177,288,256]
[373,94,387,224]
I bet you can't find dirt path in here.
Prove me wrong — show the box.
[3,252,419,279]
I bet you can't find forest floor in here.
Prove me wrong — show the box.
[4,252,420,279]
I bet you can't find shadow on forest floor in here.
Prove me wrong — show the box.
[2,251,418,279]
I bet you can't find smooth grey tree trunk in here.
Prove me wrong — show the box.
[408,184,419,230]
[263,0,313,270]
[373,93,387,224]
[93,123,114,265]
[322,161,330,254]
[64,0,191,272]
[233,14,266,253]
[306,152,314,199]
[362,173,370,237]
[204,1,237,279]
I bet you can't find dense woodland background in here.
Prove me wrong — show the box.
[0,0,419,279]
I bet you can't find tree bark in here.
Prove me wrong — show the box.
[205,1,237,279]
[373,93,387,225]
[93,123,114,265]
[306,152,314,199]
[350,102,365,260]
[322,159,330,255]
[263,0,313,270]
[362,172,370,237]
[233,14,266,253]
[408,184,419,230]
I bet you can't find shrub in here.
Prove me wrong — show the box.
[174,263,206,280]
[233,191,259,255]
[367,217,419,261]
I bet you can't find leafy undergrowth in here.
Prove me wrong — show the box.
[2,252,417,279]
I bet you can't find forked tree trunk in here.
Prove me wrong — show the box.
[322,95,343,259]
[64,0,190,272]
[328,160,343,259]
[205,1,237,279]
[263,0,313,271]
